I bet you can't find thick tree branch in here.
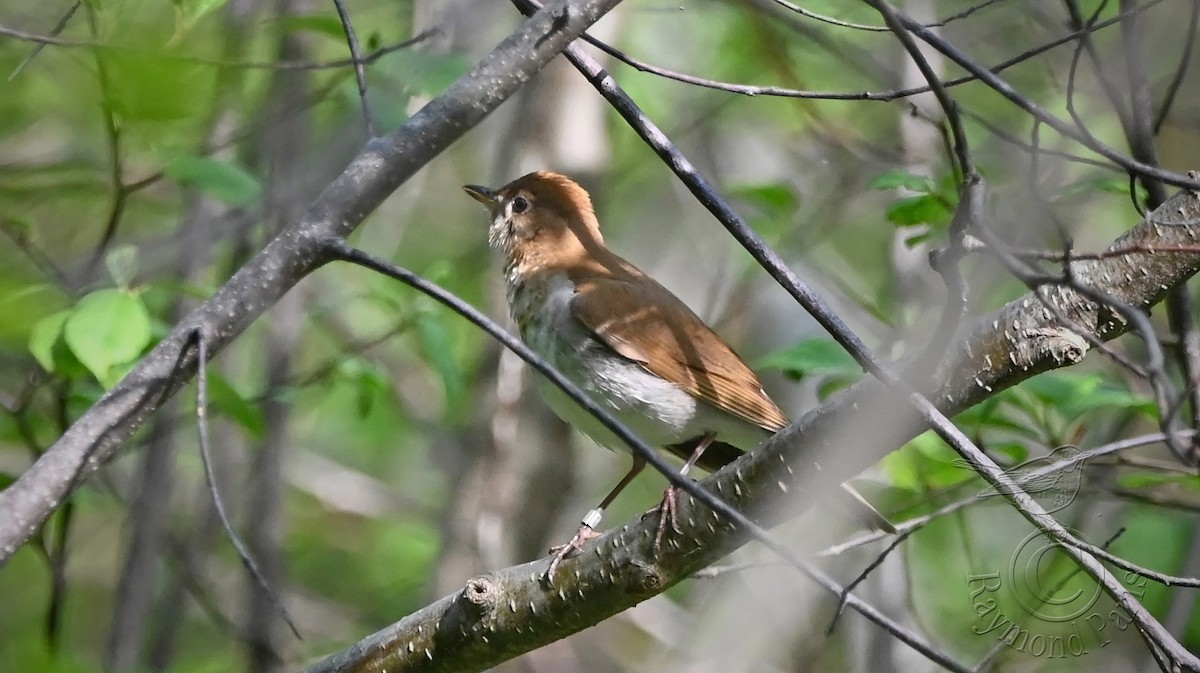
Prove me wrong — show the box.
[0,0,624,567]
[939,181,1200,410]
[297,0,1200,662]
[304,186,1200,673]
[543,16,1183,662]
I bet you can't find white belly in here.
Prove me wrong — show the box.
[516,276,769,455]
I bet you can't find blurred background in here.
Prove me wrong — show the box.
[2,0,1200,670]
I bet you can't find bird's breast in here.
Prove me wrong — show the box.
[507,274,765,453]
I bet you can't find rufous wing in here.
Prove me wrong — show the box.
[570,274,788,433]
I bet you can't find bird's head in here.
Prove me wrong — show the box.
[463,171,606,278]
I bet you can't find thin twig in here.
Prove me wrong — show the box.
[580,0,1167,104]
[1063,0,1133,141]
[7,0,80,80]
[767,0,1006,31]
[1152,0,1199,132]
[825,528,914,634]
[892,4,1200,191]
[0,218,74,290]
[331,0,377,137]
[818,433,1185,558]
[192,331,302,640]
[527,0,1198,666]
[327,240,973,673]
[0,23,437,71]
[82,3,128,282]
[0,0,626,571]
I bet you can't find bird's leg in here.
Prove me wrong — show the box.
[650,432,716,556]
[546,456,646,582]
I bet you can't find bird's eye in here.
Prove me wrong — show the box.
[511,196,530,214]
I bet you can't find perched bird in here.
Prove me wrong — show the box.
[465,171,889,578]
[954,444,1086,513]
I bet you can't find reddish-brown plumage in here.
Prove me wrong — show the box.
[479,171,789,436]
[571,275,790,433]
[465,171,890,577]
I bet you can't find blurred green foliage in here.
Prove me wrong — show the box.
[1,0,1196,670]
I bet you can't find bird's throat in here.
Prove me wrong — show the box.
[505,270,571,340]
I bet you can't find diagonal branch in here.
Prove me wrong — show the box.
[302,186,1200,673]
[0,0,625,568]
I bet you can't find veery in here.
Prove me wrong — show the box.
[465,171,889,577]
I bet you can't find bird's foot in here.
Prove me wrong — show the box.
[545,512,604,583]
[645,486,684,557]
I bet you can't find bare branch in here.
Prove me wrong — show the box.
[304,189,1200,673]
[0,0,626,568]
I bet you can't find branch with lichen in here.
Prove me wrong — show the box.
[0,0,625,567]
[303,186,1200,673]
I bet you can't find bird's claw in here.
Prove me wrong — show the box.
[645,486,683,556]
[545,524,602,583]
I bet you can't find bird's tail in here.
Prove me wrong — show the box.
[665,438,896,533]
[664,439,745,473]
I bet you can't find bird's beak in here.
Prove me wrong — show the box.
[462,184,499,210]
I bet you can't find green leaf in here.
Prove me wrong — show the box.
[882,443,922,490]
[207,372,266,438]
[1062,175,1139,198]
[63,289,152,386]
[1118,471,1199,490]
[3,216,32,238]
[28,310,71,373]
[277,14,348,40]
[988,441,1030,466]
[756,338,861,380]
[0,629,92,673]
[388,50,472,96]
[1022,373,1153,420]
[1022,372,1099,406]
[816,374,859,399]
[901,229,937,248]
[415,308,464,413]
[423,260,453,285]
[164,156,261,206]
[885,194,954,227]
[1065,384,1155,419]
[1108,507,1192,617]
[105,244,139,290]
[1092,178,1133,195]
[98,52,210,123]
[905,513,1001,660]
[911,436,981,488]
[937,172,961,195]
[171,0,230,40]
[870,169,934,192]
[730,183,800,216]
[336,357,391,417]
[952,389,1046,441]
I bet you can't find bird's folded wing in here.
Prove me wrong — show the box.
[570,275,788,433]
